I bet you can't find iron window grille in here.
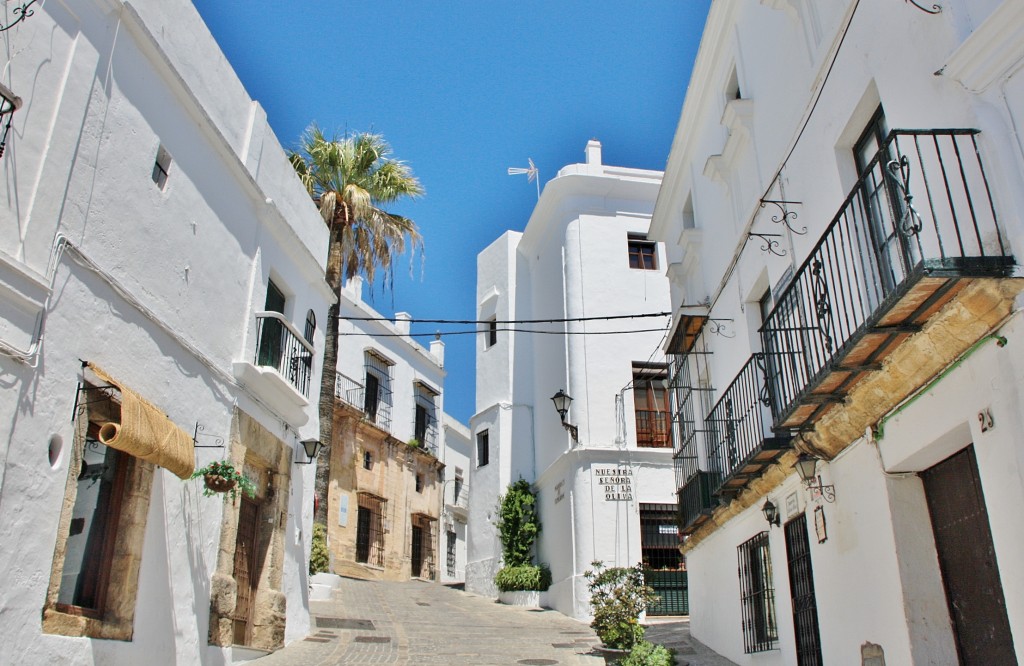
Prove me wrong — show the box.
[639,503,683,570]
[446,530,457,577]
[485,317,498,348]
[413,382,439,455]
[737,531,778,653]
[476,429,489,467]
[355,494,386,568]
[362,351,394,431]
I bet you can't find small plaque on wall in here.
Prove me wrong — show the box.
[338,493,349,527]
[785,492,799,518]
[814,505,827,544]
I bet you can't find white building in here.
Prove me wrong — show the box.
[326,277,457,582]
[650,1,1024,664]
[467,141,684,620]
[0,0,331,662]
[440,414,471,585]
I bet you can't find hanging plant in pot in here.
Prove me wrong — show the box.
[191,460,257,500]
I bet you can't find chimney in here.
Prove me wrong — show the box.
[344,275,364,301]
[585,139,602,165]
[430,335,445,367]
[394,312,412,336]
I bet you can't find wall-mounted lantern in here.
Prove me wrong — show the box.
[795,454,836,503]
[550,389,579,442]
[761,498,780,528]
[296,438,323,464]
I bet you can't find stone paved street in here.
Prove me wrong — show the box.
[252,576,736,666]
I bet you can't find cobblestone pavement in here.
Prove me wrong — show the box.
[252,576,735,666]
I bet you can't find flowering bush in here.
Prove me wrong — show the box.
[585,561,657,650]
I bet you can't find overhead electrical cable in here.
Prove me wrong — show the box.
[337,326,672,338]
[338,312,672,325]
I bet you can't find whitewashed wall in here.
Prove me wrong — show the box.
[0,0,330,663]
[469,142,676,620]
[650,0,1024,663]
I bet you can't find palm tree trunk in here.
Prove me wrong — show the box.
[314,216,346,530]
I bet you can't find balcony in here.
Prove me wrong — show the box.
[445,479,469,518]
[334,371,393,432]
[232,312,314,425]
[670,352,719,534]
[762,130,1018,449]
[706,354,790,499]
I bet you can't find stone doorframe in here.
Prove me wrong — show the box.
[208,408,292,651]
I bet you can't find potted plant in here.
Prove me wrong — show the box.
[191,460,257,500]
[584,561,658,656]
[494,478,550,607]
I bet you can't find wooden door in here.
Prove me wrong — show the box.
[411,524,423,578]
[922,446,1016,665]
[232,498,260,646]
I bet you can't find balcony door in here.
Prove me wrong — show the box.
[854,108,909,302]
[257,280,286,369]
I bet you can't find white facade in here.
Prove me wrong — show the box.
[440,414,471,585]
[467,141,678,620]
[0,1,331,663]
[650,1,1024,664]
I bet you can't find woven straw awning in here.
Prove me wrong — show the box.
[87,363,195,479]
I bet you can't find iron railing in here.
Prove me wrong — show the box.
[738,531,778,653]
[761,129,1013,425]
[635,409,672,448]
[335,370,393,432]
[414,392,440,456]
[705,354,781,488]
[254,311,314,397]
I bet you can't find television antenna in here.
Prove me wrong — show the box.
[507,158,540,199]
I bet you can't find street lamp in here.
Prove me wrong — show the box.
[296,438,323,464]
[794,454,836,503]
[550,389,579,442]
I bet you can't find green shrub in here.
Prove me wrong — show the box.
[494,564,552,592]
[495,478,541,567]
[309,523,329,575]
[585,561,658,650]
[615,640,676,666]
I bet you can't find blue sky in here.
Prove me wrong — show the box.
[192,1,711,423]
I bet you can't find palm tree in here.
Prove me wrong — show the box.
[289,125,424,528]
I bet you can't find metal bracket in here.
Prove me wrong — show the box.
[904,0,941,14]
[71,383,117,423]
[0,1,38,32]
[747,232,786,257]
[193,422,226,449]
[759,199,807,235]
[707,319,735,338]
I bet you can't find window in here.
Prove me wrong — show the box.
[152,144,172,189]
[476,430,489,467]
[453,470,464,504]
[446,531,457,577]
[44,388,155,640]
[737,531,778,653]
[413,382,439,451]
[627,234,657,270]
[485,317,498,348]
[304,309,316,344]
[363,450,372,470]
[634,363,671,448]
[362,352,394,430]
[415,473,424,493]
[640,504,683,570]
[355,494,386,567]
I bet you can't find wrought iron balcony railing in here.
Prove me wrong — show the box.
[254,312,314,398]
[635,409,672,448]
[706,354,790,498]
[761,129,1014,431]
[334,370,393,432]
[670,351,720,533]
